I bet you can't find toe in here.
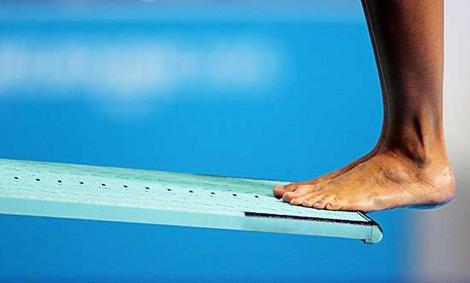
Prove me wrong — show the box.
[325,197,342,210]
[273,185,285,198]
[283,183,324,202]
[302,193,325,207]
[273,182,299,198]
[283,186,320,203]
[290,192,319,205]
[313,195,336,209]
[282,191,298,202]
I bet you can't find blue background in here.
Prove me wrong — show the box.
[0,3,413,282]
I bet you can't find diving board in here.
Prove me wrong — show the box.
[0,159,383,243]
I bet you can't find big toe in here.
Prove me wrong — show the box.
[273,182,299,198]
[273,185,286,198]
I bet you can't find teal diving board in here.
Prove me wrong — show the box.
[0,159,383,244]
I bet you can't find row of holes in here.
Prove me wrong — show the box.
[12,176,260,198]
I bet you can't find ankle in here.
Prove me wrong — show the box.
[381,142,448,166]
[379,125,448,167]
[382,111,448,164]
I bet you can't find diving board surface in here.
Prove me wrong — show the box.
[0,159,383,243]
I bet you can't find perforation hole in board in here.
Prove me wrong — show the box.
[11,175,258,199]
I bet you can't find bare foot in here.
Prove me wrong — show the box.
[276,151,455,212]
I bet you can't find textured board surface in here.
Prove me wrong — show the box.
[0,159,383,243]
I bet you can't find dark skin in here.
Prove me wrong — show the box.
[273,0,455,212]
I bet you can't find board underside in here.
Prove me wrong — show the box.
[0,159,383,243]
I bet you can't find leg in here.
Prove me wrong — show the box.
[273,0,391,199]
[274,0,455,212]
